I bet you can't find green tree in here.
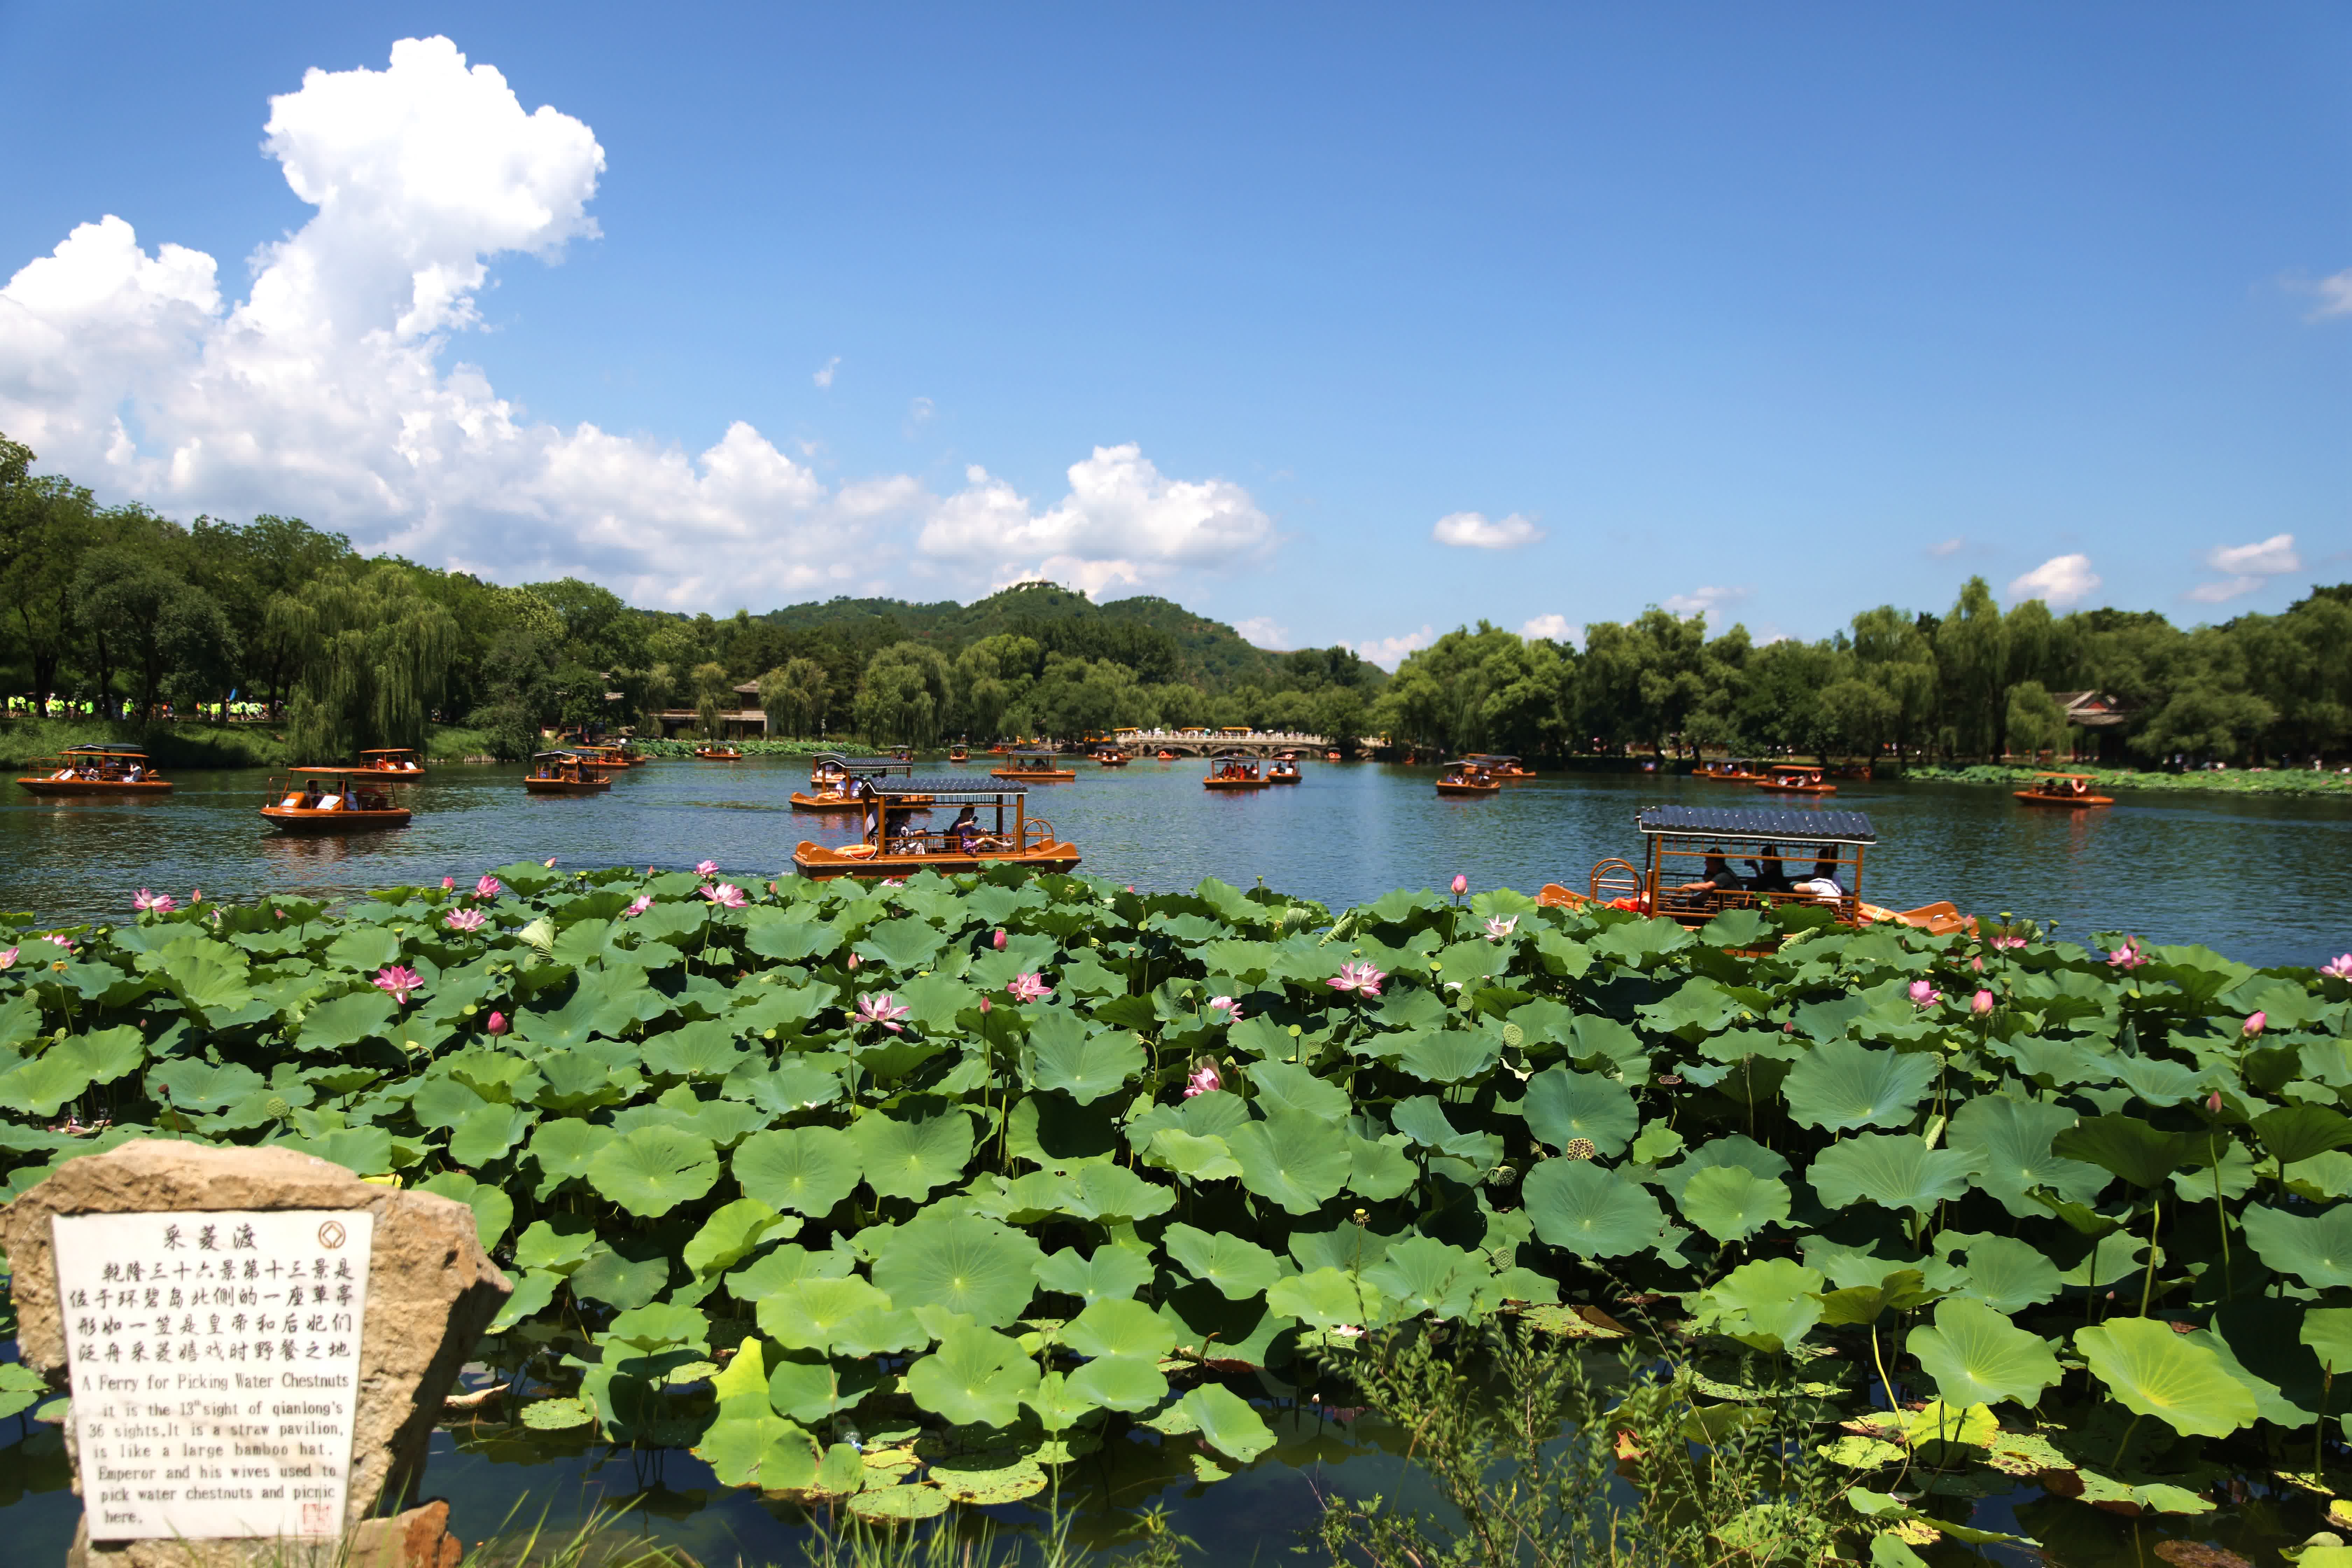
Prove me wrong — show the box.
[271,564,460,761]
[854,642,954,746]
[759,657,831,738]
[2003,680,2070,762]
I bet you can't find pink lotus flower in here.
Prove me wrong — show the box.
[1484,915,1518,941]
[1328,961,1386,998]
[1183,1061,1223,1098]
[487,1011,508,1035]
[696,859,719,876]
[190,888,201,904]
[543,857,557,867]
[992,929,1008,950]
[1009,972,1054,1004]
[133,889,175,914]
[1969,956,1983,972]
[443,908,486,933]
[848,953,860,969]
[2324,954,2352,980]
[856,993,911,1033]
[701,882,748,909]
[979,995,991,1014]
[1908,980,1942,1008]
[1451,874,1469,897]
[442,876,455,890]
[623,894,653,918]
[2108,939,2148,971]
[0,948,15,970]
[475,875,502,899]
[1990,936,2027,951]
[2243,1011,2267,1037]
[1207,995,1242,1023]
[1971,989,1994,1015]
[2206,1090,2224,1114]
[373,965,425,1006]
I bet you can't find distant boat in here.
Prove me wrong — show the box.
[17,744,174,796]
[796,778,1078,878]
[1435,760,1501,797]
[524,751,612,795]
[1754,764,1835,795]
[1203,753,1271,791]
[693,744,744,761]
[261,771,413,832]
[992,748,1077,782]
[2016,771,2113,808]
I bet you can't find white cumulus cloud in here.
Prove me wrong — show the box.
[1520,614,1581,646]
[813,356,840,388]
[1927,537,1963,558]
[1432,510,1544,550]
[1353,625,1436,671]
[2008,554,2101,608]
[1661,584,1749,619]
[0,36,1266,610]
[1234,617,1290,650]
[2314,270,2352,319]
[2186,533,2301,604]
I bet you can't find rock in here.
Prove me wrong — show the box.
[3,1140,510,1563]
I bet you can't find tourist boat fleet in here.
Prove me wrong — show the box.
[793,777,1080,878]
[524,751,611,795]
[15,744,174,796]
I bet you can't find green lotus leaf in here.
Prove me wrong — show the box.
[587,1124,719,1218]
[1698,908,1774,948]
[1676,1166,1791,1244]
[1028,1009,1144,1104]
[1780,1039,1936,1132]
[847,1485,948,1522]
[682,1197,797,1278]
[1035,1246,1155,1305]
[1178,1383,1275,1463]
[932,1453,1044,1505]
[513,1216,598,1274]
[1348,1133,1420,1199]
[1656,1134,1791,1201]
[487,1268,561,1334]
[1930,1233,2063,1312]
[766,1353,883,1423]
[606,1302,709,1352]
[1062,1161,1177,1223]
[450,1102,535,1167]
[755,1276,895,1353]
[520,1396,595,1430]
[570,1245,670,1310]
[1394,1028,1503,1085]
[1245,1059,1352,1118]
[1162,1223,1284,1300]
[734,1057,844,1115]
[2108,1053,2210,1107]
[644,1021,748,1080]
[1814,1269,1938,1327]
[807,1441,868,1500]
[1226,1110,1352,1214]
[416,1170,515,1252]
[295,989,399,1051]
[2255,1106,2352,1167]
[904,1325,1041,1427]
[852,916,947,973]
[2075,1318,2258,1438]
[1146,1128,1243,1182]
[0,1052,93,1119]
[527,1118,607,1193]
[1024,1368,1102,1431]
[1064,1297,1180,1361]
[1521,1068,1639,1158]
[870,1210,1043,1328]
[2051,1115,2198,1190]
[734,1125,862,1214]
[1906,1298,2059,1407]
[727,1243,855,1301]
[1808,1134,1971,1217]
[1523,1158,1666,1258]
[1702,1258,1825,1352]
[850,1107,973,1201]
[2304,1308,2352,1374]
[1947,1095,2109,1215]
[2242,1203,2352,1289]
[693,1410,799,1486]
[1362,1237,1490,1321]
[1067,1355,1169,1413]
[1266,1267,1387,1332]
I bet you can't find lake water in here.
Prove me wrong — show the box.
[4,755,2348,967]
[2,755,2347,1564]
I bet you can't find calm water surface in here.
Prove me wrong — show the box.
[3,756,2347,966]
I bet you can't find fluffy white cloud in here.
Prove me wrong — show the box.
[1661,584,1749,619]
[813,356,840,388]
[2008,553,2101,608]
[2185,533,2301,603]
[1432,510,1544,550]
[1353,625,1436,670]
[1520,613,1581,645]
[1927,537,1963,558]
[1234,617,1290,650]
[0,36,1266,610]
[2315,270,2352,318]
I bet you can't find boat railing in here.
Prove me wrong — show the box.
[1652,883,1858,927]
[1588,858,1643,904]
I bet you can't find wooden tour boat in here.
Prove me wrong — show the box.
[289,747,424,778]
[1694,757,1761,783]
[1435,759,1502,796]
[991,748,1078,783]
[1754,764,1835,795]
[17,744,175,796]
[1267,758,1302,784]
[1535,804,1970,936]
[1156,749,1180,761]
[260,771,413,832]
[1203,753,1270,790]
[795,778,1079,879]
[575,742,639,770]
[948,745,971,763]
[2016,771,2113,808]
[1467,753,1533,779]
[793,756,927,811]
[524,751,612,795]
[693,744,745,761]
[1093,746,1131,768]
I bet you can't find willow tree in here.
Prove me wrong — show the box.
[270,564,458,761]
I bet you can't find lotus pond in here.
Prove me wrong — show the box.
[2,863,2351,1566]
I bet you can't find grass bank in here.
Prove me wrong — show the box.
[625,736,839,759]
[1907,760,2352,798]
[0,719,513,771]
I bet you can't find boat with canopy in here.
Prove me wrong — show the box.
[1466,753,1533,779]
[1267,756,1302,784]
[1435,759,1502,796]
[16,743,174,796]
[1536,804,1968,935]
[793,755,926,811]
[1203,752,1270,790]
[288,747,424,778]
[1753,763,1835,794]
[991,747,1077,783]
[1694,757,1761,782]
[260,770,413,832]
[2016,771,2112,807]
[693,743,744,760]
[524,751,612,795]
[794,778,1079,878]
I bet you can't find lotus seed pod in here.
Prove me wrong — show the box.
[1501,1022,1525,1050]
[264,1096,290,1119]
[1565,1138,1598,1161]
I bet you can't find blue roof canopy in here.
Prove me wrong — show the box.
[1636,805,1875,844]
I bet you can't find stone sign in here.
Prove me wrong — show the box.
[55,1209,375,1541]
[1,1141,510,1567]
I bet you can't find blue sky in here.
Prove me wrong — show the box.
[0,4,2344,661]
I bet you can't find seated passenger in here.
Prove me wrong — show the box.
[1678,847,1743,893]
[1793,855,1844,899]
[1750,845,1793,894]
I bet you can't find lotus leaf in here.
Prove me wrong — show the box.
[1348,1134,1420,1199]
[570,1245,670,1310]
[870,1211,1043,1328]
[514,1216,599,1274]
[847,1485,948,1522]
[1906,1298,2060,1407]
[1808,1135,1970,1217]
[520,1397,595,1431]
[733,1058,844,1114]
[1703,1258,1825,1352]
[904,1326,1040,1427]
[1780,1039,1937,1132]
[527,1118,608,1194]
[1226,1110,1352,1214]
[451,1103,535,1166]
[1064,1297,1180,1361]
[1394,1028,1503,1085]
[1035,1245,1154,1305]
[2256,1106,2352,1167]
[645,1021,748,1080]
[1266,1267,1385,1332]
[755,1276,895,1352]
[1246,1059,1352,1118]
[1947,1094,2108,1214]
[1678,1166,1791,1244]
[1162,1223,1284,1300]
[682,1198,796,1278]
[1520,1066,1639,1157]
[488,1269,560,1334]
[1179,1382,1276,1463]
[296,990,399,1051]
[1067,1355,1168,1413]
[588,1124,718,1218]
[606,1302,709,1352]
[416,1170,515,1252]
[850,1108,973,1201]
[1929,1233,2063,1312]
[1362,1237,1489,1320]
[2051,1116,2198,1189]
[1522,1158,1666,1258]
[1027,1010,1144,1104]
[931,1454,1044,1506]
[2075,1318,2258,1437]
[1146,1128,1243,1182]
[727,1243,855,1300]
[766,1353,882,1423]
[2244,1203,2352,1289]
[734,1126,862,1215]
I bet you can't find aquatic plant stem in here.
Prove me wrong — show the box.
[2212,1136,2234,1300]
[2138,1196,2160,1317]
[2110,1412,2142,1473]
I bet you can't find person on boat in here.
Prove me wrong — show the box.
[125,761,144,781]
[1680,847,1743,893]
[1793,856,1844,900]
[1750,845,1792,894]
[302,779,326,808]
[947,805,981,851]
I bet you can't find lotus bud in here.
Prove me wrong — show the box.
[993,929,1007,950]
[2244,1011,2267,1036]
[2206,1090,2225,1114]
[442,876,455,890]
[980,996,990,1014]
[848,953,860,969]
[487,1011,507,1035]
[1451,874,1468,897]
[1971,989,1993,1015]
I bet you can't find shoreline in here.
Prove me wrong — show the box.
[1901,760,2352,798]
